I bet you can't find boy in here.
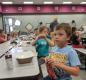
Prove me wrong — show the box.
[45,23,81,80]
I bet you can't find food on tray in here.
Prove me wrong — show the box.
[16,51,34,64]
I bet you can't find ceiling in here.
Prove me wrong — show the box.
[0,0,86,4]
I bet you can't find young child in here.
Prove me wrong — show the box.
[33,28,39,39]
[0,29,7,43]
[70,27,80,45]
[34,28,39,36]
[32,26,54,58]
[45,23,81,80]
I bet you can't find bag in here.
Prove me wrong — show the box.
[46,63,57,80]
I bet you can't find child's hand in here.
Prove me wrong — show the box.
[46,58,65,68]
[52,62,65,68]
[46,58,56,65]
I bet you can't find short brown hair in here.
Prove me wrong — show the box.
[39,26,49,33]
[0,29,4,33]
[55,23,72,37]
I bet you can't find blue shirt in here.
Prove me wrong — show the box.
[49,45,81,80]
[36,38,49,57]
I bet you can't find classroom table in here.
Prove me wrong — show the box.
[0,41,43,80]
[75,48,86,70]
[0,41,13,58]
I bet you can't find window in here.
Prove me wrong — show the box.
[15,20,21,26]
[8,18,12,26]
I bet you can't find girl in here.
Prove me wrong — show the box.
[32,26,54,58]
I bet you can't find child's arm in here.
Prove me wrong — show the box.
[0,34,7,42]
[45,37,55,47]
[32,34,45,46]
[54,62,80,76]
[0,37,6,41]
[47,49,81,76]
[35,33,55,46]
[45,32,55,47]
[47,58,80,76]
[32,40,36,46]
[32,36,38,46]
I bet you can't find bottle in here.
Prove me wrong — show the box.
[5,53,13,70]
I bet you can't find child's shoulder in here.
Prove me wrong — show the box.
[50,45,76,53]
[65,45,75,51]
[65,45,77,55]
[65,45,73,49]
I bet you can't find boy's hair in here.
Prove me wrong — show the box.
[0,29,4,33]
[55,23,72,37]
[39,26,49,33]
[34,28,38,31]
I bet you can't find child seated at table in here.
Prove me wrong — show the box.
[45,23,81,80]
[32,26,54,59]
[0,29,7,43]
[71,27,80,45]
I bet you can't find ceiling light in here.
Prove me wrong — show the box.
[80,2,86,4]
[24,2,33,4]
[2,2,13,4]
[63,2,72,4]
[44,1,53,4]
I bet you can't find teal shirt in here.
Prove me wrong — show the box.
[36,38,49,57]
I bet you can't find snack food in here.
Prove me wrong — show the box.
[46,53,67,64]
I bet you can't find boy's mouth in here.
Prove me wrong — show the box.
[55,38,59,41]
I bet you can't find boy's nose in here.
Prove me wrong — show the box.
[54,36,59,39]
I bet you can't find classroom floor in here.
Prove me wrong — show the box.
[79,70,86,80]
[41,63,86,80]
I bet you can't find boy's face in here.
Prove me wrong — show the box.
[34,30,39,35]
[42,28,49,35]
[54,29,69,45]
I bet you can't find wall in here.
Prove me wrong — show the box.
[0,15,3,29]
[1,5,86,32]
[1,5,86,14]
[3,14,86,32]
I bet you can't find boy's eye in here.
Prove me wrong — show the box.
[54,33,57,36]
[54,33,65,36]
[59,33,65,35]
[44,31,47,32]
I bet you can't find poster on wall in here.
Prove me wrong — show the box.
[25,23,33,31]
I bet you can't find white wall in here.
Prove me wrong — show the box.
[0,15,3,29]
[3,14,86,32]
